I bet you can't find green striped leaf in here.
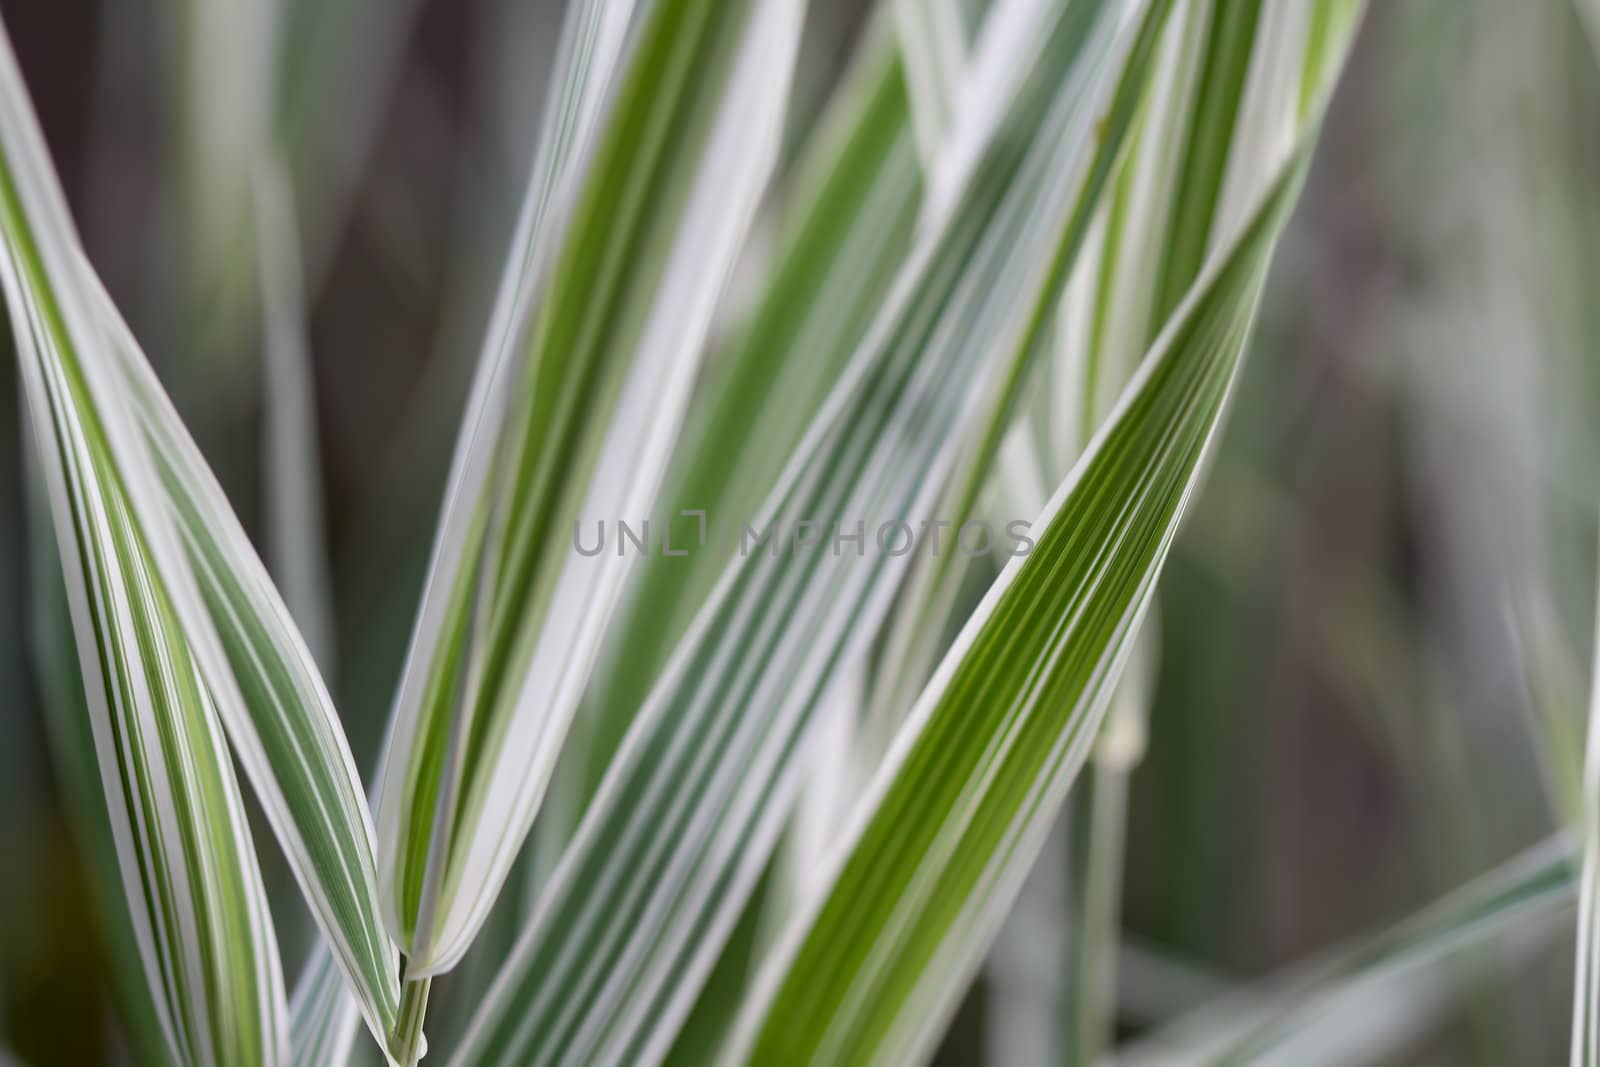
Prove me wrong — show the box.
[989,4,1362,1060]
[92,200,405,1065]
[1,77,287,1067]
[872,0,1362,752]
[376,0,804,977]
[728,5,1365,1058]
[567,16,965,1052]
[453,3,1173,1062]
[578,0,1051,890]
[730,139,1308,1067]
[0,15,403,1060]
[284,0,675,1055]
[25,450,189,1065]
[579,13,923,802]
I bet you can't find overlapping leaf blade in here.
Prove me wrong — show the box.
[729,4,1365,1061]
[13,359,284,1065]
[0,13,402,1059]
[1011,4,1362,1058]
[1,48,286,1067]
[872,0,1357,748]
[285,0,678,1055]
[579,14,923,799]
[376,0,805,977]
[567,21,943,1055]
[731,146,1302,1067]
[453,2,1173,1063]
[92,220,406,1061]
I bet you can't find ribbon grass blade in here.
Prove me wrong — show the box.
[730,4,1365,1059]
[0,13,403,1059]
[376,0,805,979]
[731,144,1305,1067]
[1,35,287,1067]
[454,2,1175,1063]
[580,12,924,804]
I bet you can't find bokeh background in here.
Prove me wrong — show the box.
[0,0,1597,1063]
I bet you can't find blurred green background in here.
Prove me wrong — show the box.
[1,0,1597,1063]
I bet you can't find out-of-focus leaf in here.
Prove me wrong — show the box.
[1573,557,1600,1066]
[1115,835,1575,1066]
[893,0,966,170]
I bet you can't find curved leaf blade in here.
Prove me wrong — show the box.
[0,15,400,1055]
[1,105,287,1067]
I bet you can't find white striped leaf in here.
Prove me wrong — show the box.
[89,200,407,1065]
[289,944,360,1067]
[579,12,924,806]
[0,15,403,1060]
[870,0,1361,753]
[564,22,930,1058]
[729,140,1308,1067]
[1,62,287,1067]
[166,12,382,1057]
[728,5,1365,1055]
[453,3,1174,1063]
[25,475,171,1065]
[376,0,804,978]
[981,4,1363,1060]
[284,0,672,1055]
[579,0,1058,839]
